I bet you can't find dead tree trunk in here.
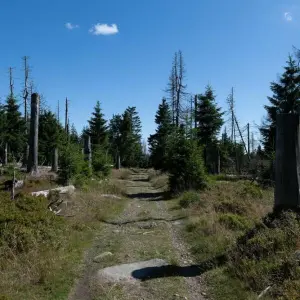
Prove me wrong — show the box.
[84,135,92,169]
[274,112,300,210]
[51,147,58,172]
[4,143,8,165]
[27,93,40,174]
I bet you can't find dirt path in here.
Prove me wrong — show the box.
[68,170,207,300]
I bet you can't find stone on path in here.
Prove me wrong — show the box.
[97,258,168,282]
[93,252,113,263]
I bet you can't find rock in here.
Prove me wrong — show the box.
[97,258,168,282]
[294,250,300,261]
[100,194,122,200]
[138,222,157,229]
[31,185,75,197]
[93,252,113,263]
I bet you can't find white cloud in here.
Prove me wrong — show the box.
[89,23,119,35]
[284,12,293,22]
[65,22,79,30]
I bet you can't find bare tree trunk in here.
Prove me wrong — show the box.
[4,143,8,165]
[51,147,58,172]
[84,135,92,169]
[274,112,300,210]
[11,169,15,200]
[27,93,40,174]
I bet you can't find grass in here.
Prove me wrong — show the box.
[175,179,300,299]
[0,177,126,300]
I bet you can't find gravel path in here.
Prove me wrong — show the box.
[69,170,207,300]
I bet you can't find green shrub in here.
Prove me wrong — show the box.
[179,191,202,208]
[92,146,112,177]
[218,213,252,231]
[0,192,65,255]
[166,128,207,193]
[239,182,263,199]
[58,143,91,185]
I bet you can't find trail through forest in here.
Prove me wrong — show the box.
[68,170,207,300]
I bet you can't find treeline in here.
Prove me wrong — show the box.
[1,49,298,189]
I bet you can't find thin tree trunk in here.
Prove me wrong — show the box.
[27,93,40,174]
[51,148,58,172]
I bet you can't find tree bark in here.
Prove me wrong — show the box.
[51,147,58,172]
[84,135,92,169]
[27,93,40,174]
[274,113,300,210]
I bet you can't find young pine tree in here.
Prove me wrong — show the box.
[195,85,224,171]
[88,101,108,148]
[260,55,300,155]
[148,98,173,171]
[4,95,26,161]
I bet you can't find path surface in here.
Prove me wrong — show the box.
[69,170,207,300]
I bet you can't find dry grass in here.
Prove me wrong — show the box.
[178,179,300,299]
[148,170,169,191]
[111,168,132,180]
[0,178,127,300]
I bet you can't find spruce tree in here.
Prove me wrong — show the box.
[39,110,63,165]
[108,114,122,165]
[70,124,80,144]
[88,101,108,148]
[196,85,224,145]
[195,85,224,170]
[4,95,26,161]
[260,55,300,155]
[148,98,173,171]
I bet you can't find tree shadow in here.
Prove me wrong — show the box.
[131,254,227,281]
[130,178,149,182]
[126,192,165,199]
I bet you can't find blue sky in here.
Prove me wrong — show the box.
[0,0,299,147]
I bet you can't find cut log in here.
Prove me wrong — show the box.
[31,185,75,197]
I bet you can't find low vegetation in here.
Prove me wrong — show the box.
[0,179,126,300]
[177,178,300,299]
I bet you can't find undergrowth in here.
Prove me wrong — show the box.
[0,177,126,300]
[178,180,300,299]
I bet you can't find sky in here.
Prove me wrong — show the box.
[0,0,299,147]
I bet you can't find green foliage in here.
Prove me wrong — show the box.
[58,142,90,185]
[69,124,80,144]
[92,146,112,177]
[148,98,173,171]
[39,110,65,165]
[260,55,300,155]
[179,191,203,208]
[227,211,300,296]
[196,85,224,146]
[166,127,207,193]
[239,182,263,199]
[88,101,108,148]
[0,192,65,254]
[218,213,252,231]
[4,96,26,161]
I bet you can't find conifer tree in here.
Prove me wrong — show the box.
[39,110,63,165]
[148,98,173,170]
[4,95,26,161]
[70,124,80,144]
[88,101,108,148]
[260,55,300,154]
[195,85,224,170]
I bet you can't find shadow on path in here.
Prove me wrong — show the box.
[127,192,165,199]
[100,216,187,226]
[131,254,227,281]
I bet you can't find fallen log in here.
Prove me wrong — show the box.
[31,185,75,197]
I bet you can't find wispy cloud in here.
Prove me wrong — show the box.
[284,12,293,22]
[65,22,80,30]
[89,23,119,35]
